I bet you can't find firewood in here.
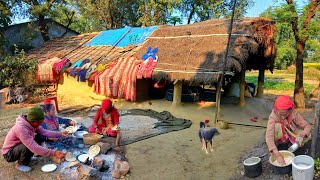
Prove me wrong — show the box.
[77,164,98,180]
[96,142,111,154]
[92,156,104,170]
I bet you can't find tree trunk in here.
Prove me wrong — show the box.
[187,4,195,24]
[239,70,246,106]
[214,76,222,125]
[257,67,265,98]
[294,41,306,108]
[38,15,50,42]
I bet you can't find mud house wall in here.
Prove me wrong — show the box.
[57,74,151,106]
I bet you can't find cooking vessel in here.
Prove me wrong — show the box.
[243,157,262,178]
[269,150,295,175]
[73,131,88,139]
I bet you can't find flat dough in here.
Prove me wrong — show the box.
[41,164,57,172]
[65,152,76,162]
[88,145,100,158]
[65,126,77,134]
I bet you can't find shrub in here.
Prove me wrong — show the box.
[0,50,38,88]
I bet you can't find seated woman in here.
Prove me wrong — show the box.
[40,104,76,149]
[266,96,311,166]
[88,99,119,136]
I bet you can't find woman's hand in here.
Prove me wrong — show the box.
[48,137,58,142]
[69,120,76,126]
[296,135,304,146]
[60,130,69,137]
[276,154,286,166]
[54,150,66,159]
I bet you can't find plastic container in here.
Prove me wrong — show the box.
[243,157,262,178]
[292,155,314,180]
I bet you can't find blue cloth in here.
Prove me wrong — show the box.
[142,46,158,60]
[73,60,83,68]
[70,68,79,77]
[78,69,88,82]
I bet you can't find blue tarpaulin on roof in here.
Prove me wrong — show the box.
[84,27,131,46]
[116,26,158,47]
[84,26,158,47]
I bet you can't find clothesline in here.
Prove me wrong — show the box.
[153,69,234,75]
[157,62,219,71]
[147,33,251,39]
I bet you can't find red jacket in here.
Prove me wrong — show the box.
[93,107,119,127]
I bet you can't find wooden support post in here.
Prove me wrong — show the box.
[257,67,265,98]
[311,94,320,157]
[214,76,222,125]
[173,80,182,106]
[239,69,246,106]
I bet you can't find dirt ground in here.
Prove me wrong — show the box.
[0,95,316,180]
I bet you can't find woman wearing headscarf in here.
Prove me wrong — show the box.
[88,99,119,136]
[266,96,311,166]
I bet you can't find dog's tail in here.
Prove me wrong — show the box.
[200,122,206,128]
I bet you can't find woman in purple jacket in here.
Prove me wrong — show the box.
[1,106,68,172]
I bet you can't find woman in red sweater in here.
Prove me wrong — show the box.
[88,99,119,136]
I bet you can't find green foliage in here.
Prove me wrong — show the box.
[168,16,182,26]
[177,0,253,24]
[261,2,320,69]
[0,50,38,88]
[315,157,320,178]
[138,0,176,26]
[0,1,12,55]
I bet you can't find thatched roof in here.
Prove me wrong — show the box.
[26,18,276,84]
[134,18,276,83]
[27,32,99,61]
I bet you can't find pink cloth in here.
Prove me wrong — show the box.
[274,95,294,110]
[137,57,157,79]
[101,99,112,112]
[1,115,61,156]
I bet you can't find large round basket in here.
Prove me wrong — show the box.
[83,133,102,145]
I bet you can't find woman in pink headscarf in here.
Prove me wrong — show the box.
[266,96,311,166]
[88,99,119,136]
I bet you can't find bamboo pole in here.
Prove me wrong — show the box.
[214,0,237,125]
[257,67,265,98]
[173,80,182,106]
[239,69,246,106]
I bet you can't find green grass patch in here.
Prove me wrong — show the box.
[246,75,316,95]
[304,63,320,70]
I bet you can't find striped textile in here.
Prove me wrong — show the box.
[137,57,157,79]
[94,57,142,101]
[37,57,61,82]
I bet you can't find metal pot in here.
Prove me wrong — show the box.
[243,157,262,178]
[269,150,295,175]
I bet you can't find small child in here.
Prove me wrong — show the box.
[40,104,76,149]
